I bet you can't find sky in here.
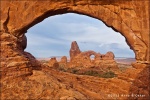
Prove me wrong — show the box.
[25,13,135,58]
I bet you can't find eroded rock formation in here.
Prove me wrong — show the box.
[70,41,81,61]
[101,52,115,60]
[48,57,59,68]
[1,0,149,78]
[0,0,149,100]
[69,42,118,70]
[60,56,67,64]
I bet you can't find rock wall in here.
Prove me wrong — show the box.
[0,1,149,99]
[0,0,149,77]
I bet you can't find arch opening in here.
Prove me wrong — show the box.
[15,5,146,62]
[1,1,149,99]
[25,13,135,65]
[90,55,95,60]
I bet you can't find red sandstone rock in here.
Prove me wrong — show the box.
[0,1,149,100]
[60,56,67,64]
[68,49,118,70]
[101,51,115,60]
[49,57,59,68]
[69,41,81,61]
[95,53,101,60]
[0,0,149,78]
[23,51,41,70]
[1,0,149,63]
[59,56,68,68]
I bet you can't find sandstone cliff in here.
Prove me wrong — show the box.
[0,0,149,99]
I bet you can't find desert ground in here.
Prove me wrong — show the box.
[2,56,146,100]
[1,41,148,100]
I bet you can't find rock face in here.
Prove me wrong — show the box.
[0,1,149,100]
[49,57,59,68]
[101,52,115,60]
[60,56,67,64]
[1,0,149,64]
[59,56,68,67]
[69,50,118,70]
[68,41,118,70]
[0,33,34,79]
[70,41,81,61]
[1,0,149,78]
[1,65,149,100]
[60,56,67,63]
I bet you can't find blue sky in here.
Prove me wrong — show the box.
[25,13,135,58]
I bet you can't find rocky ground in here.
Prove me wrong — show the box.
[1,59,149,100]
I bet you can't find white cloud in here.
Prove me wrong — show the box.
[26,32,67,46]
[58,23,129,49]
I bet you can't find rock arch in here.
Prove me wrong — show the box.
[80,51,98,57]
[1,0,149,78]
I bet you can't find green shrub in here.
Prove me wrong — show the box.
[81,70,117,78]
[71,69,79,74]
[80,70,100,77]
[40,60,48,63]
[57,64,66,72]
[100,71,117,78]
[83,70,99,76]
[66,68,79,74]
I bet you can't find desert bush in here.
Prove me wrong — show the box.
[67,68,79,74]
[55,64,66,72]
[100,71,117,78]
[58,67,66,72]
[81,70,116,78]
[71,69,79,74]
[59,64,65,68]
[83,70,99,76]
[40,60,48,64]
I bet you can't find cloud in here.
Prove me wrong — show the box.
[25,13,135,58]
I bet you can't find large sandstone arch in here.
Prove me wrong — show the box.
[1,0,149,78]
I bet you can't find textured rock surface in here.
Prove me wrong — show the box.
[1,66,149,100]
[0,0,149,99]
[59,56,68,67]
[60,56,67,64]
[1,0,149,78]
[1,0,149,63]
[70,51,118,70]
[101,51,115,60]
[48,57,59,68]
[69,42,118,69]
[0,33,33,79]
[70,41,81,61]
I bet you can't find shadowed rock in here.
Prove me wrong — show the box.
[49,57,59,68]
